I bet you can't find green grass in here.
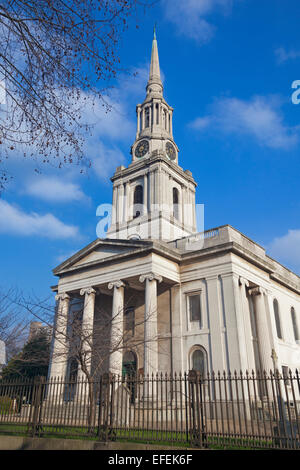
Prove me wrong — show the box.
[0,423,278,450]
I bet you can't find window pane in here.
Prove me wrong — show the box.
[273,299,282,339]
[189,295,201,323]
[291,308,299,341]
[173,188,179,219]
[134,185,143,204]
[192,350,205,375]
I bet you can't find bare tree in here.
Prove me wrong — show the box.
[14,290,166,431]
[0,0,154,190]
[0,287,29,360]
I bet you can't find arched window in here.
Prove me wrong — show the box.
[173,187,179,220]
[156,104,159,124]
[145,107,150,128]
[273,299,283,339]
[133,185,143,218]
[291,307,299,342]
[190,347,207,377]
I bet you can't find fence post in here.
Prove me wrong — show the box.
[97,373,115,442]
[27,376,45,437]
[188,370,206,448]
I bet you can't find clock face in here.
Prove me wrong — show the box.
[135,140,149,158]
[166,142,176,160]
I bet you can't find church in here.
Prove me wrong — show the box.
[48,32,300,383]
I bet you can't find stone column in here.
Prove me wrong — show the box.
[123,182,128,224]
[141,107,145,130]
[205,275,227,373]
[185,187,192,229]
[153,101,156,127]
[139,273,162,378]
[249,287,273,374]
[180,185,184,224]
[239,277,256,373]
[118,183,124,224]
[143,173,148,215]
[49,293,70,380]
[137,106,141,135]
[112,184,117,225]
[78,287,96,378]
[108,280,125,376]
[154,169,159,210]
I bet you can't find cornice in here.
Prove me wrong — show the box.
[111,152,197,186]
[52,230,300,296]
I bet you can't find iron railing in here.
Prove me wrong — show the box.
[0,369,300,449]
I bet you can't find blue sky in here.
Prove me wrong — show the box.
[1,0,300,299]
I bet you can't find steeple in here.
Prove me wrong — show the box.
[131,30,178,164]
[106,31,197,242]
[147,28,163,96]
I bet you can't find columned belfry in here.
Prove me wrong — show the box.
[106,31,197,241]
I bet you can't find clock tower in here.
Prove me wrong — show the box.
[106,31,197,241]
[132,28,178,164]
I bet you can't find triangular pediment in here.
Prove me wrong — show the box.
[53,238,152,275]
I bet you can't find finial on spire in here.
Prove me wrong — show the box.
[153,23,157,40]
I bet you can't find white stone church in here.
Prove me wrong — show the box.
[48,33,300,382]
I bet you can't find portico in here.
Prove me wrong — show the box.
[49,239,179,384]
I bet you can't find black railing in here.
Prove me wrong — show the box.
[0,370,300,449]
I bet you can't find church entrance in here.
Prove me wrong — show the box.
[122,351,137,403]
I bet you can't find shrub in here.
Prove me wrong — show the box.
[0,395,15,414]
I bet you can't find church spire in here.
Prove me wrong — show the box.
[147,27,163,96]
[131,30,178,164]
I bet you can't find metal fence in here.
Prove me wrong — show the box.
[0,369,300,449]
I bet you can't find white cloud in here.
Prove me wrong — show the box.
[189,95,299,150]
[0,199,79,239]
[275,47,300,65]
[91,142,126,182]
[189,116,212,130]
[268,229,300,271]
[25,177,90,203]
[162,0,234,43]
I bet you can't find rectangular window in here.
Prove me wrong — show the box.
[124,307,135,336]
[189,294,201,324]
[291,308,299,341]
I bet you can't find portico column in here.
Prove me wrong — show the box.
[249,287,273,374]
[78,287,96,378]
[49,293,70,379]
[139,273,163,377]
[108,280,125,376]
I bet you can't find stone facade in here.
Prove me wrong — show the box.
[48,34,300,397]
